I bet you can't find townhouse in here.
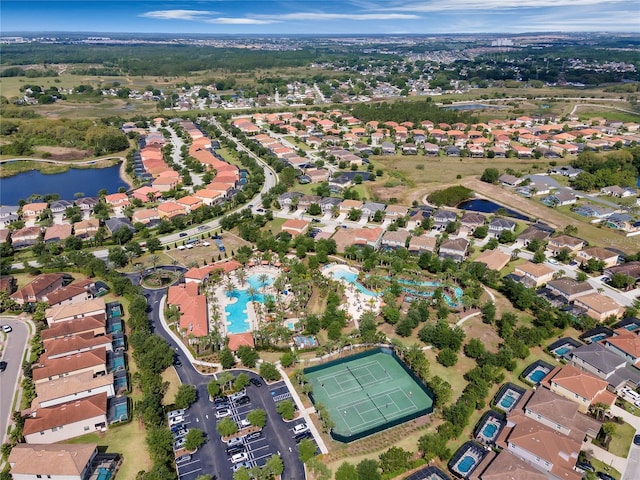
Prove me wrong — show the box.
[45,298,106,325]
[8,443,99,480]
[33,370,115,409]
[43,333,113,360]
[32,349,108,385]
[569,342,640,390]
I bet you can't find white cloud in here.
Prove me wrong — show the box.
[205,18,281,25]
[140,10,215,21]
[377,0,625,12]
[274,12,419,21]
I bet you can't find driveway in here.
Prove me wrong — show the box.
[0,316,30,444]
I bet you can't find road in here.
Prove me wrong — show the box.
[140,278,307,480]
[0,317,29,444]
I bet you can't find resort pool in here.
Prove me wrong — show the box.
[500,394,516,409]
[458,456,476,474]
[225,273,275,334]
[482,423,498,438]
[329,268,378,297]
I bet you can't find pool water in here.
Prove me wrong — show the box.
[625,324,639,331]
[554,346,571,356]
[329,269,377,297]
[458,455,476,473]
[482,423,497,438]
[96,467,112,480]
[113,402,128,421]
[111,356,124,370]
[528,369,547,383]
[500,393,516,409]
[114,376,128,390]
[590,334,607,342]
[225,273,275,334]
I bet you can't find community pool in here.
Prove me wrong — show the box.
[225,273,275,334]
[329,268,378,296]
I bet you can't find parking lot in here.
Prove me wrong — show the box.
[170,375,315,480]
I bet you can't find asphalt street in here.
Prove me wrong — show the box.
[142,282,307,480]
[0,316,29,444]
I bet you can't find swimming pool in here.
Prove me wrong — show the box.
[329,268,378,296]
[110,355,125,371]
[590,334,607,343]
[225,273,275,334]
[554,346,571,356]
[112,401,128,422]
[96,467,112,480]
[457,455,476,474]
[482,423,497,438]
[114,375,128,390]
[500,394,516,409]
[527,369,548,384]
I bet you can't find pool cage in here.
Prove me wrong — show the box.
[448,441,487,479]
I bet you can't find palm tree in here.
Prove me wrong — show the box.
[149,254,160,270]
[224,280,235,296]
[236,268,248,287]
[247,287,258,302]
[259,273,269,291]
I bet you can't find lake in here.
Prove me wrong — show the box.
[458,199,530,221]
[0,164,128,205]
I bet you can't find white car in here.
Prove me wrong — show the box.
[215,408,232,419]
[293,423,309,435]
[169,415,184,426]
[231,452,249,464]
[1,325,12,333]
[168,409,185,419]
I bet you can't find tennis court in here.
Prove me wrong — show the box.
[305,348,434,442]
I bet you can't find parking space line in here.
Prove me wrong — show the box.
[180,467,202,476]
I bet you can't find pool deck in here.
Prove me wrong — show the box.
[322,264,382,326]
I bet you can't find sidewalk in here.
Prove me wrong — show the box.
[276,364,329,454]
[582,440,628,473]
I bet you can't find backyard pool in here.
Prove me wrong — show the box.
[482,423,497,438]
[457,456,476,474]
[500,394,516,409]
[225,273,275,334]
[554,346,571,356]
[96,467,113,480]
[527,368,548,384]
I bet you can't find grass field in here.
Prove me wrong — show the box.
[608,421,635,458]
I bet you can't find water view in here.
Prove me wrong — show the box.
[0,164,128,204]
[442,103,504,111]
[458,199,529,221]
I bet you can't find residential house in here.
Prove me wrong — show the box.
[319,197,342,215]
[0,205,20,228]
[488,218,517,237]
[474,249,511,271]
[23,393,108,444]
[602,328,640,367]
[514,262,555,287]
[167,282,208,338]
[498,174,524,187]
[474,450,547,480]
[408,235,437,254]
[157,201,187,219]
[381,141,396,155]
[8,443,98,480]
[572,204,615,220]
[510,145,534,158]
[0,275,16,295]
[569,342,640,390]
[227,332,256,352]
[103,193,130,213]
[385,205,409,220]
[277,192,303,209]
[44,223,72,243]
[104,217,135,236]
[44,280,94,307]
[545,364,616,414]
[604,213,640,233]
[11,226,42,249]
[45,298,106,325]
[542,190,577,207]
[604,262,640,289]
[601,186,636,198]
[43,333,112,360]
[433,210,457,230]
[550,166,584,178]
[152,172,180,192]
[576,247,619,269]
[402,143,417,155]
[407,208,433,230]
[33,370,115,409]
[354,227,384,250]
[305,168,330,183]
[73,218,100,239]
[381,230,410,249]
[460,213,486,232]
[49,199,73,214]
[131,185,161,203]
[131,208,160,225]
[545,278,595,303]
[574,293,623,321]
[41,316,107,341]
[517,225,553,247]
[22,202,48,219]
[445,145,461,157]
[361,202,386,221]
[194,189,224,207]
[11,273,65,306]
[340,199,364,214]
[438,238,469,262]
[183,260,241,284]
[547,235,585,255]
[298,195,322,211]
[32,349,107,385]
[422,143,440,156]
[176,195,203,213]
[281,219,310,237]
[523,385,602,438]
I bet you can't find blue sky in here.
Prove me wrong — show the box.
[1,0,638,34]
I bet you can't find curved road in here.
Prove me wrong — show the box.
[0,317,30,444]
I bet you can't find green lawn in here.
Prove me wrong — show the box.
[615,398,640,417]
[590,458,621,479]
[66,421,152,480]
[609,421,635,458]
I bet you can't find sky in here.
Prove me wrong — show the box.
[1,0,639,35]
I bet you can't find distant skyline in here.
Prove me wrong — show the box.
[1,1,639,35]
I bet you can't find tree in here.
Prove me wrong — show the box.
[260,362,281,381]
[356,459,381,480]
[246,409,267,428]
[280,351,296,368]
[308,203,322,216]
[533,249,546,264]
[378,446,411,474]
[276,399,296,420]
[174,384,197,409]
[236,345,259,368]
[437,348,458,367]
[147,237,162,253]
[264,454,284,478]
[219,347,236,369]
[335,462,358,480]
[108,246,129,268]
[207,379,221,398]
[298,439,317,462]
[480,168,500,183]
[234,373,250,392]
[216,417,238,437]
[112,226,133,246]
[184,428,206,451]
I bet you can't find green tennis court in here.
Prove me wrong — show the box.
[304,348,434,442]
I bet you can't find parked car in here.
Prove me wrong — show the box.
[249,378,263,387]
[216,408,232,419]
[293,423,309,435]
[1,325,12,333]
[226,436,244,447]
[239,418,251,428]
[175,454,191,465]
[245,431,262,441]
[226,445,245,456]
[229,389,247,401]
[294,431,313,443]
[170,423,186,433]
[634,434,640,446]
[230,452,249,464]
[232,461,252,472]
[0,361,6,372]
[235,396,250,406]
[213,397,230,406]
[173,429,188,439]
[169,415,184,426]
[597,473,615,480]
[173,438,187,450]
[168,409,185,419]
[576,462,595,472]
[179,232,188,237]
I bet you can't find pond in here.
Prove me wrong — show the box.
[0,164,128,204]
[458,199,530,221]
[442,103,504,111]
